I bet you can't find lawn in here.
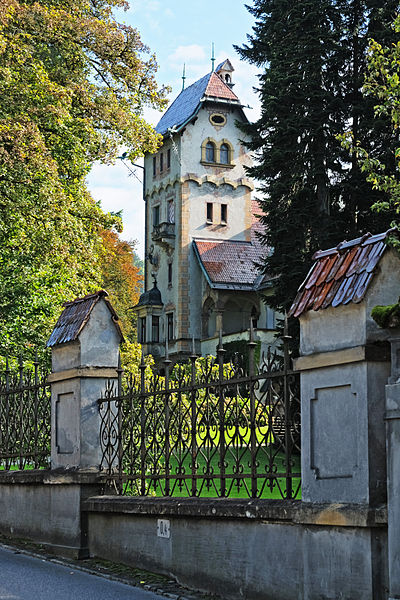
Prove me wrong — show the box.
[135,426,301,500]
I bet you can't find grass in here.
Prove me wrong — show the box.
[164,447,300,499]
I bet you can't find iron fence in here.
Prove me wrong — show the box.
[99,329,301,499]
[0,355,51,470]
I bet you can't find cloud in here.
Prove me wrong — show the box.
[87,163,145,256]
[131,0,161,13]
[168,44,206,64]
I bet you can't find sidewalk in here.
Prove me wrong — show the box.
[0,534,220,600]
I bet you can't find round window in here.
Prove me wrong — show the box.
[210,113,226,126]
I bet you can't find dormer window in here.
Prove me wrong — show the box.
[205,141,215,163]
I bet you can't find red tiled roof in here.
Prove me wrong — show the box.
[193,224,265,289]
[205,72,238,101]
[288,229,396,319]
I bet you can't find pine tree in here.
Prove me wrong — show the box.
[236,0,399,321]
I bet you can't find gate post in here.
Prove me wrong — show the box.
[36,291,123,558]
[47,290,122,470]
[385,335,400,600]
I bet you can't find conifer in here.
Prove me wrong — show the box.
[237,0,399,319]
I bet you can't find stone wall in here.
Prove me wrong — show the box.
[84,497,388,600]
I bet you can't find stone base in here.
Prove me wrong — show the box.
[0,469,102,559]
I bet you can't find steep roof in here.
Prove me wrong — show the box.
[47,290,123,347]
[155,65,240,136]
[193,220,267,291]
[134,282,163,309]
[288,229,396,319]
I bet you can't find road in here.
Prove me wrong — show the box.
[0,546,167,600]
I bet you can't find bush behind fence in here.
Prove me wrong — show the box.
[0,355,51,470]
[99,339,301,500]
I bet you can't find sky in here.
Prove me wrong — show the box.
[86,0,261,258]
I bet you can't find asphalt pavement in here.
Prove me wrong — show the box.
[0,546,167,600]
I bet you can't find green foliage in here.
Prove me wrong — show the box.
[236,0,398,330]
[223,339,261,371]
[343,15,400,219]
[0,0,167,353]
[371,301,400,329]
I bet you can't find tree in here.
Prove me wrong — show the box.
[0,0,167,354]
[347,15,400,217]
[100,228,143,340]
[236,0,399,324]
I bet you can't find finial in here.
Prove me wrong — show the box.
[182,63,186,91]
[211,43,215,72]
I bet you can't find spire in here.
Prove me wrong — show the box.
[182,63,186,91]
[211,43,215,72]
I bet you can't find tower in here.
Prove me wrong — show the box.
[134,61,276,362]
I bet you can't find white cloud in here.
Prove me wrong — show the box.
[131,0,161,13]
[168,44,206,64]
[87,163,146,257]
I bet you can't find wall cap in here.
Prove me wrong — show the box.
[0,468,103,485]
[294,343,390,371]
[47,366,118,383]
[83,496,387,528]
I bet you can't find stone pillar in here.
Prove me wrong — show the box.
[386,335,400,600]
[297,346,390,505]
[42,292,122,558]
[48,294,121,470]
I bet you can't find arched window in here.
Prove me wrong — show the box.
[220,143,229,164]
[206,141,215,163]
[225,74,231,83]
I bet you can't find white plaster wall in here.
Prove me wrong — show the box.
[187,181,249,242]
[79,301,120,367]
[300,303,367,356]
[180,105,252,179]
[144,135,181,196]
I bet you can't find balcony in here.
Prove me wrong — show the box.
[151,222,175,249]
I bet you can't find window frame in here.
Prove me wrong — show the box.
[220,143,229,164]
[152,315,160,343]
[221,203,227,225]
[168,263,173,287]
[139,316,146,343]
[167,199,175,224]
[153,205,160,227]
[206,202,213,224]
[205,141,215,163]
[167,313,174,341]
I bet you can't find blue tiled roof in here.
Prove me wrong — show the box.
[155,72,211,135]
